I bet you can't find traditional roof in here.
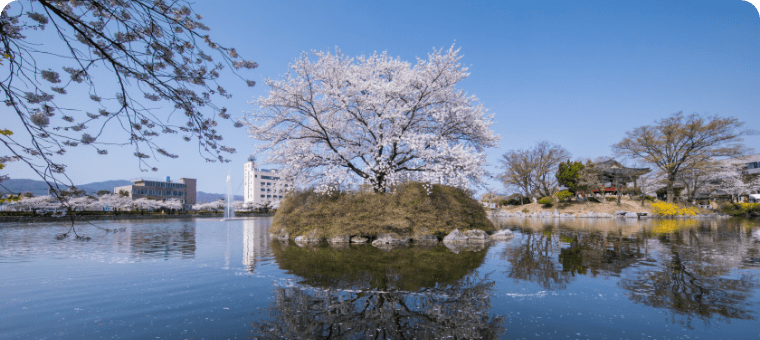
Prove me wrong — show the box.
[595,159,651,183]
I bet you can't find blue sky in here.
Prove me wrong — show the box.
[3,0,760,195]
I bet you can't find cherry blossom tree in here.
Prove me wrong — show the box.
[706,160,760,202]
[191,199,224,211]
[246,45,499,193]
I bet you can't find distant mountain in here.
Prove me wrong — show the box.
[1,178,240,203]
[0,178,132,196]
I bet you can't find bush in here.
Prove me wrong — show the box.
[504,197,531,206]
[605,196,617,202]
[272,182,495,238]
[652,201,699,216]
[555,190,573,202]
[642,195,655,202]
[538,197,553,207]
[720,203,760,216]
[588,197,601,203]
[522,208,530,213]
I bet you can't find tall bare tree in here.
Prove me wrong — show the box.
[500,141,569,199]
[1,0,257,197]
[612,112,753,203]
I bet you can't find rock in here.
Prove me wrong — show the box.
[559,213,574,218]
[553,209,560,217]
[371,233,409,245]
[637,212,648,217]
[412,233,439,244]
[624,212,638,218]
[271,228,289,241]
[464,229,488,243]
[490,229,515,241]
[295,229,323,244]
[412,228,439,244]
[443,229,467,244]
[293,235,308,246]
[327,235,350,244]
[444,242,465,254]
[614,210,628,216]
[350,236,368,243]
[597,213,613,218]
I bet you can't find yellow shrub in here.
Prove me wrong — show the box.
[652,201,699,216]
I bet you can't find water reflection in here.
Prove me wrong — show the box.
[251,276,505,339]
[251,243,505,339]
[0,220,197,261]
[243,218,272,273]
[120,222,196,259]
[496,217,760,325]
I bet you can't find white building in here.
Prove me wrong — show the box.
[243,156,293,207]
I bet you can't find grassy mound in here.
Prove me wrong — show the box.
[272,182,494,239]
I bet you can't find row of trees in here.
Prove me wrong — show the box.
[6,194,281,212]
[7,192,182,212]
[500,112,756,204]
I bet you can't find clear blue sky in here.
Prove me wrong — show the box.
[4,0,760,195]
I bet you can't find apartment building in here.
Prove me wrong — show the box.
[114,177,197,206]
[244,157,292,206]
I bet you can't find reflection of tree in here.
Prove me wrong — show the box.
[503,229,574,290]
[619,227,760,326]
[504,225,646,289]
[558,232,645,277]
[250,276,505,339]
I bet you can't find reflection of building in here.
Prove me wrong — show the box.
[243,156,293,207]
[114,177,197,206]
[243,218,272,273]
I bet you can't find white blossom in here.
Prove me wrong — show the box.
[246,45,499,193]
[30,113,50,128]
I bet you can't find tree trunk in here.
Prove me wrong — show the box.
[666,180,675,204]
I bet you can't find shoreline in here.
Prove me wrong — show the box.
[0,212,275,224]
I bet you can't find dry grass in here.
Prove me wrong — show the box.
[273,182,495,238]
[498,196,655,215]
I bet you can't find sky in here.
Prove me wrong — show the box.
[2,0,760,195]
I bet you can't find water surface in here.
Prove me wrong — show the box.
[2,217,760,339]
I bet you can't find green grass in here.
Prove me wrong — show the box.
[273,182,495,239]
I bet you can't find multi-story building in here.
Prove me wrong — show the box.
[737,153,760,175]
[244,157,292,207]
[114,177,197,206]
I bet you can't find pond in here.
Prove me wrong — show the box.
[1,217,760,339]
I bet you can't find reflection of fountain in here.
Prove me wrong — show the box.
[225,170,235,219]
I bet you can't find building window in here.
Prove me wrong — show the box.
[261,195,265,198]
[261,188,265,192]
[267,195,271,198]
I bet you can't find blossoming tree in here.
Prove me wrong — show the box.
[246,46,499,193]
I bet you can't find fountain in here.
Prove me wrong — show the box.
[225,170,235,219]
